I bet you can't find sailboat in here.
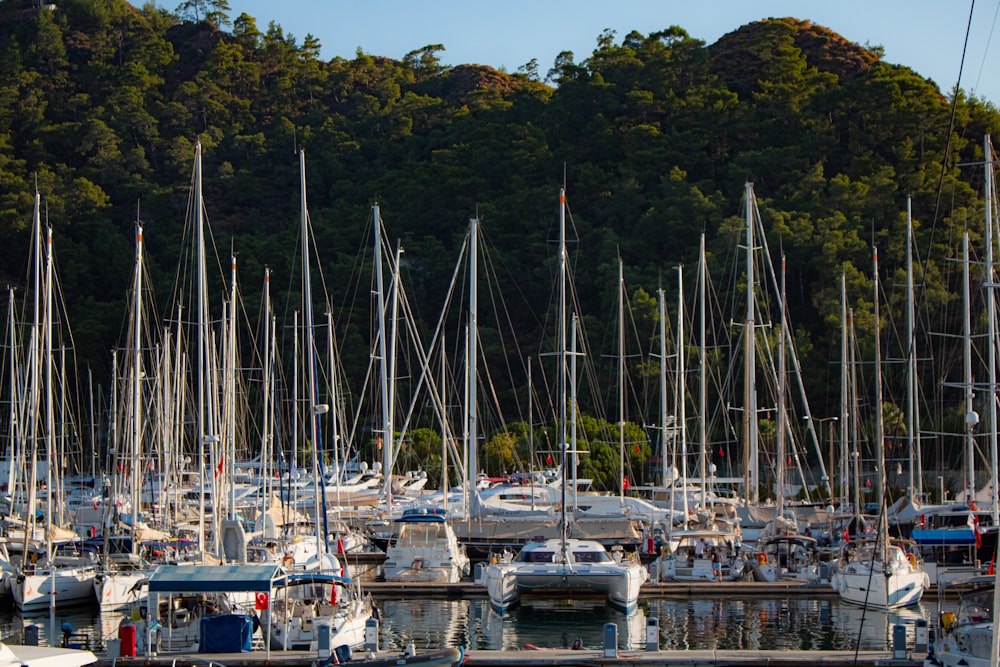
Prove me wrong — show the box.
[478,189,647,612]
[830,245,929,609]
[94,219,158,610]
[924,133,1000,667]
[261,149,373,650]
[12,192,98,612]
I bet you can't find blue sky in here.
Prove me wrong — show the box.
[215,1,1000,106]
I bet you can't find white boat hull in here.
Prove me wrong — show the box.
[265,598,370,651]
[13,567,97,609]
[94,571,148,609]
[832,568,928,609]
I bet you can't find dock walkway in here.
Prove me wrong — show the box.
[92,648,925,667]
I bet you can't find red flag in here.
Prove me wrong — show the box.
[255,592,269,610]
[843,526,850,542]
[623,475,630,491]
[214,458,224,479]
[635,444,640,454]
[718,447,724,457]
[546,454,553,466]
[787,457,792,466]
[377,436,383,450]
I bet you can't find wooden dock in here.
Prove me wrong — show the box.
[360,579,839,600]
[92,648,925,667]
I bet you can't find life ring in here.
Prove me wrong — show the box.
[757,553,767,566]
[906,553,916,567]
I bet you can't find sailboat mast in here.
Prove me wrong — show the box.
[299,150,326,555]
[983,135,999,517]
[468,217,479,509]
[677,265,688,510]
[905,198,921,499]
[44,224,54,565]
[373,204,391,508]
[194,144,215,560]
[743,183,759,504]
[131,224,144,548]
[699,236,708,498]
[618,259,625,502]
[840,272,849,509]
[873,246,887,555]
[657,289,668,487]
[570,314,579,509]
[849,307,861,521]
[261,268,272,525]
[776,254,787,516]
[558,189,568,540]
[963,232,977,505]
[227,254,237,521]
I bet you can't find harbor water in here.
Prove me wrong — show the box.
[1,596,951,653]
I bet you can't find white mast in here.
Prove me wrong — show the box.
[905,197,921,500]
[873,246,887,559]
[840,272,849,510]
[743,183,759,504]
[558,189,569,542]
[468,217,479,510]
[699,236,709,499]
[776,254,787,517]
[983,136,999,518]
[130,224,144,549]
[373,204,392,509]
[963,232,977,508]
[657,288,668,487]
[617,258,626,502]
[299,150,326,556]
[678,264,689,522]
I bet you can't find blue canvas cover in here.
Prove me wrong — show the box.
[199,614,253,653]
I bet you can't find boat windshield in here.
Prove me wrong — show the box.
[570,550,612,563]
[958,589,993,624]
[396,524,446,548]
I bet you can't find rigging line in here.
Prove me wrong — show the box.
[925,0,975,265]
[971,0,1000,97]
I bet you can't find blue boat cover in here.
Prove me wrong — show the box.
[910,528,976,546]
[199,614,253,652]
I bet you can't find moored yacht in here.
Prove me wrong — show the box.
[382,508,469,583]
[478,536,647,612]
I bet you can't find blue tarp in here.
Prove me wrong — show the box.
[199,614,253,653]
[148,564,279,593]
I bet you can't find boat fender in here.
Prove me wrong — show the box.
[757,553,767,566]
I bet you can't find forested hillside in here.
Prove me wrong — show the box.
[1,0,997,493]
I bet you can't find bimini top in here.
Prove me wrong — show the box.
[396,507,448,523]
[148,564,280,593]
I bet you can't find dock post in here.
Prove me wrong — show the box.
[914,619,928,653]
[365,617,379,653]
[645,617,659,651]
[603,623,618,658]
[892,624,907,659]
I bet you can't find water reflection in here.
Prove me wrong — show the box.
[0,597,944,653]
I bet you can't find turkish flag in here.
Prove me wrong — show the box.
[623,475,630,491]
[255,592,269,610]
